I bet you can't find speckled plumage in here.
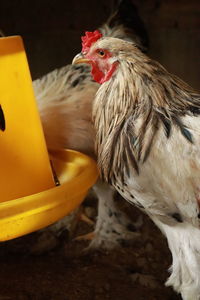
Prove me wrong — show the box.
[34,63,96,156]
[86,37,200,299]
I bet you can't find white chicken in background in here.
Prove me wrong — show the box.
[31,0,149,253]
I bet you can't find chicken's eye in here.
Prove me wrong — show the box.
[97,50,105,57]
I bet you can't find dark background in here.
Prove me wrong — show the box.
[0,0,199,89]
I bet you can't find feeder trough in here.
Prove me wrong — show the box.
[0,149,98,241]
[0,36,98,241]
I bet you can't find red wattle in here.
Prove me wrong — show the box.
[91,65,105,84]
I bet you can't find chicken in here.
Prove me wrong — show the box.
[73,32,200,299]
[32,0,148,253]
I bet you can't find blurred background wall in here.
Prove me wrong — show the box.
[0,0,199,89]
[136,0,200,90]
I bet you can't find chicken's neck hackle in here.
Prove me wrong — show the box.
[93,47,200,182]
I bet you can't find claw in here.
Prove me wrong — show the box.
[74,231,95,241]
[79,213,95,225]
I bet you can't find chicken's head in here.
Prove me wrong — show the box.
[72,30,122,84]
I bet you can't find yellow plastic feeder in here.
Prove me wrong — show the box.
[0,36,98,241]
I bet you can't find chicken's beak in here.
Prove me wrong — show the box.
[72,53,90,65]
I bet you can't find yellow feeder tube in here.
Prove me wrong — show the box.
[0,36,55,202]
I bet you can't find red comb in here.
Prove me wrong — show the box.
[81,30,102,53]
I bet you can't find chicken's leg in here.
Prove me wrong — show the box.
[85,181,141,250]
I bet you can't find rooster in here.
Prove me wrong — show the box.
[73,31,200,299]
[32,0,148,252]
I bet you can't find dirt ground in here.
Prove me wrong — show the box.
[0,197,182,300]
